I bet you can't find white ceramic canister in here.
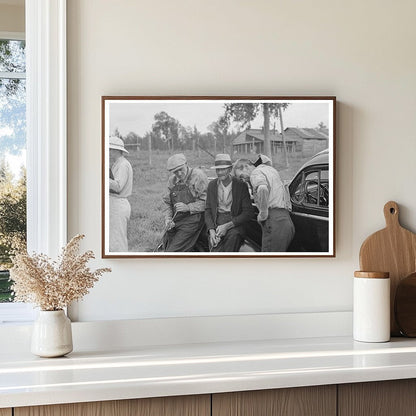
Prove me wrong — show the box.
[353,271,390,343]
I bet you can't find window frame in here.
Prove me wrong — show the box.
[26,0,67,257]
[0,0,67,323]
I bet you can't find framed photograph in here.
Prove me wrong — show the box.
[102,96,336,258]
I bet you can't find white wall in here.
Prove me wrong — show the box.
[67,0,416,322]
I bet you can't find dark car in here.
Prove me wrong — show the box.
[242,150,330,253]
[287,149,329,252]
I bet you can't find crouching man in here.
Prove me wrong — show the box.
[162,153,208,252]
[234,156,294,252]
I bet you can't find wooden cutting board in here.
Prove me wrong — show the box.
[359,201,416,336]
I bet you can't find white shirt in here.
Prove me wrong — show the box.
[250,164,285,209]
[110,156,133,198]
[217,179,233,213]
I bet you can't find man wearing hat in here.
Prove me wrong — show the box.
[205,154,254,252]
[109,136,133,252]
[162,153,208,251]
[253,154,272,167]
[234,156,294,252]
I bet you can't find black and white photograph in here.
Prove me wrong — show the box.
[102,97,335,258]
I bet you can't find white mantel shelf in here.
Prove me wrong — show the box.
[2,335,416,409]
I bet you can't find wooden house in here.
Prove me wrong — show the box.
[283,128,328,156]
[232,127,328,156]
[232,129,302,155]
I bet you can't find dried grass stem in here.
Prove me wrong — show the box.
[10,234,111,310]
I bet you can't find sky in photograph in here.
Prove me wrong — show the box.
[108,100,331,137]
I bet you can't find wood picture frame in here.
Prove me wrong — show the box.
[102,96,336,258]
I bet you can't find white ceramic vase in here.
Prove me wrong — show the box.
[31,310,73,357]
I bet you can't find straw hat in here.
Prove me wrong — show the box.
[211,154,233,169]
[109,136,129,153]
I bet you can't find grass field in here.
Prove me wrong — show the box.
[126,150,310,252]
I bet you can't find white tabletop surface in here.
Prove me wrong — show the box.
[2,336,416,408]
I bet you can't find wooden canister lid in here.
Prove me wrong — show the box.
[354,271,390,279]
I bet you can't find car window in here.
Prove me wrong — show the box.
[291,168,329,208]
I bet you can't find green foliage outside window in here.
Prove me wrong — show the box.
[0,162,26,302]
[0,38,27,303]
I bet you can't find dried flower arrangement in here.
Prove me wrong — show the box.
[10,234,111,311]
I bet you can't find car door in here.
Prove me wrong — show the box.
[288,164,329,252]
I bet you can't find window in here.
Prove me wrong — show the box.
[291,168,329,208]
[303,170,329,207]
[0,35,26,305]
[0,0,67,323]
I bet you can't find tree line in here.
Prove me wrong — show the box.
[112,102,292,162]
[113,111,237,155]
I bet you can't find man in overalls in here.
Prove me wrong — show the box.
[162,153,208,252]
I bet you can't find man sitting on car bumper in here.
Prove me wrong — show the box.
[205,154,254,252]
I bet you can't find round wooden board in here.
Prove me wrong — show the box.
[359,201,416,335]
[395,272,416,337]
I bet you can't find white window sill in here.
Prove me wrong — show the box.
[0,303,36,324]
